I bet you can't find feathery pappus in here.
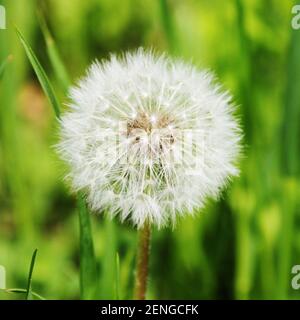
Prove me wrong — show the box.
[57,49,241,228]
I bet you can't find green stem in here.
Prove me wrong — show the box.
[134,222,151,300]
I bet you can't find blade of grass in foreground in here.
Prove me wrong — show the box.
[16,28,61,118]
[78,195,98,299]
[37,12,71,94]
[99,217,117,299]
[25,249,38,300]
[115,253,120,300]
[4,288,46,300]
[17,28,97,299]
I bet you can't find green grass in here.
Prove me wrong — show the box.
[16,28,61,118]
[277,25,300,299]
[77,196,98,299]
[0,249,45,300]
[25,249,38,300]
[16,27,98,300]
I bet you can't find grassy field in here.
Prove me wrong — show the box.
[0,0,300,299]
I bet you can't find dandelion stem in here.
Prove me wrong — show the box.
[134,222,151,300]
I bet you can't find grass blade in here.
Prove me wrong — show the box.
[3,288,46,300]
[37,11,71,94]
[78,195,98,299]
[25,249,38,300]
[115,253,120,300]
[99,217,117,299]
[277,26,300,298]
[281,31,300,176]
[16,28,61,118]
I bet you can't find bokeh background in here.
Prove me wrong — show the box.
[0,0,300,300]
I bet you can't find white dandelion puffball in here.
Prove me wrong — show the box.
[58,50,241,228]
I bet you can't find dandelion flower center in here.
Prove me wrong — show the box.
[126,111,175,148]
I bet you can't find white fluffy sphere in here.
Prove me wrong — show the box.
[57,50,241,228]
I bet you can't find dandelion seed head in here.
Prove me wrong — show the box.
[57,49,241,228]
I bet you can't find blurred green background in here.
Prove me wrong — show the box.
[0,0,300,300]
